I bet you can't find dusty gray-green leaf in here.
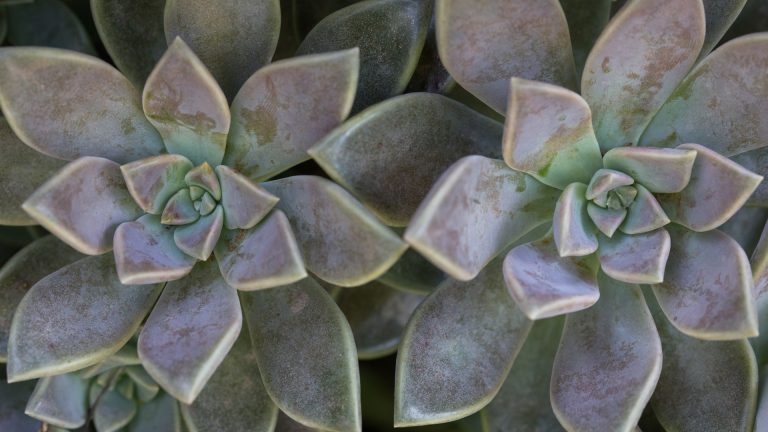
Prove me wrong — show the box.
[640,34,768,155]
[263,176,406,287]
[0,47,165,162]
[551,274,662,432]
[215,210,307,290]
[395,258,532,427]
[6,0,95,54]
[143,38,230,166]
[553,182,599,257]
[79,344,140,379]
[405,155,559,281]
[700,0,748,57]
[481,317,564,432]
[0,236,84,361]
[224,49,358,180]
[215,165,278,229]
[25,373,88,429]
[0,118,65,225]
[173,205,224,261]
[597,229,671,284]
[582,0,705,150]
[602,147,697,193]
[7,254,162,382]
[310,93,503,227]
[0,380,39,432]
[732,147,768,207]
[334,281,424,359]
[649,294,758,432]
[436,0,576,113]
[163,0,280,100]
[127,392,182,432]
[275,411,321,432]
[377,248,446,295]
[92,384,137,432]
[91,0,168,87]
[121,154,193,214]
[652,226,757,340]
[182,330,278,432]
[241,277,360,432]
[620,185,670,235]
[138,260,242,404]
[297,0,430,113]
[559,0,612,77]
[23,156,142,255]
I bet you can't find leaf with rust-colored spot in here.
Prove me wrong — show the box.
[652,226,757,340]
[406,155,559,281]
[7,254,162,382]
[225,49,358,181]
[241,277,360,432]
[436,0,576,113]
[143,39,230,166]
[0,47,165,162]
[138,260,241,404]
[25,373,88,429]
[23,157,142,255]
[583,0,705,150]
[163,0,280,100]
[394,257,532,427]
[551,274,661,432]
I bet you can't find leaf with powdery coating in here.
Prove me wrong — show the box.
[551,274,661,432]
[241,277,360,432]
[224,49,358,181]
[436,0,576,113]
[126,393,182,432]
[553,183,598,258]
[23,157,142,255]
[597,229,671,284]
[602,147,696,193]
[310,93,504,227]
[173,205,224,260]
[406,155,559,281]
[395,257,532,427]
[143,38,230,166]
[263,176,406,287]
[215,165,278,230]
[652,226,757,340]
[582,0,705,150]
[0,47,164,162]
[138,260,242,404]
[121,154,193,214]
[7,254,162,382]
[25,373,88,429]
[620,185,670,235]
[699,0,748,58]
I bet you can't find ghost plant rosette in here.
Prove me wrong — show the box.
[0,32,406,431]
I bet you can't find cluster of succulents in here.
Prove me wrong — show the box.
[0,0,767,431]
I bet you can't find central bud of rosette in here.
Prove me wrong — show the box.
[582,168,643,237]
[120,154,278,262]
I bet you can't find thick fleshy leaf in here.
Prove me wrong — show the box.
[377,248,446,295]
[719,205,768,255]
[649,295,758,432]
[25,373,88,429]
[559,0,612,76]
[587,204,626,237]
[334,281,424,359]
[275,411,321,432]
[127,393,182,432]
[553,183,598,257]
[296,0,429,113]
[121,154,193,214]
[656,143,762,232]
[732,146,768,207]
[184,162,220,199]
[224,50,358,180]
[197,192,216,216]
[620,185,670,234]
[481,317,564,432]
[603,147,697,193]
[181,330,278,432]
[435,0,576,112]
[700,0,748,57]
[503,236,599,320]
[215,210,306,290]
[215,165,278,229]
[263,176,406,287]
[503,78,602,189]
[79,344,140,378]
[598,229,671,284]
[113,215,196,285]
[406,156,559,280]
[0,236,83,361]
[173,205,224,260]
[22,157,142,255]
[7,254,162,381]
[310,93,503,226]
[0,47,164,162]
[640,34,768,155]
[126,366,160,402]
[241,277,360,432]
[757,372,768,432]
[394,257,532,426]
[91,0,167,86]
[143,38,230,166]
[161,189,198,225]
[585,169,634,200]
[551,275,662,432]
[163,0,280,100]
[652,226,757,339]
[138,260,242,404]
[6,0,95,54]
[0,380,39,432]
[91,384,137,432]
[582,0,705,149]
